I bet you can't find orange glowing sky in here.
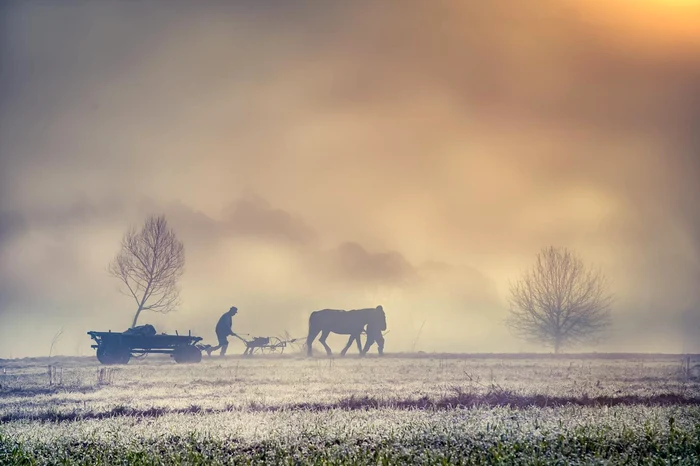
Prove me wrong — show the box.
[578,0,700,49]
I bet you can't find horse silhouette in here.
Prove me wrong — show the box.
[306,305,386,357]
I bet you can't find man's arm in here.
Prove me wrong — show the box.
[227,315,235,336]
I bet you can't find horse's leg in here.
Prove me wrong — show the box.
[355,333,363,354]
[307,326,321,357]
[319,330,333,356]
[361,336,375,356]
[340,334,355,356]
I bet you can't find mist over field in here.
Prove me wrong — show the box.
[1,0,700,358]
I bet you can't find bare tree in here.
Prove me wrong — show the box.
[48,326,64,359]
[108,215,185,328]
[506,246,613,353]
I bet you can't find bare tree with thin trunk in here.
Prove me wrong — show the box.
[108,215,185,328]
[506,246,613,353]
[48,326,64,360]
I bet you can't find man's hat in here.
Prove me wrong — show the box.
[229,306,238,312]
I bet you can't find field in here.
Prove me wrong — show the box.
[1,352,700,465]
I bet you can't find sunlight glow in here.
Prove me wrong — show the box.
[576,0,700,49]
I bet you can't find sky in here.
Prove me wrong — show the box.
[1,0,699,358]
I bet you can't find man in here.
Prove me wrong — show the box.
[364,323,385,356]
[208,306,238,356]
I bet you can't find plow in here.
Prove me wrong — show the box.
[197,333,303,357]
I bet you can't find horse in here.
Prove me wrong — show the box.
[306,305,386,357]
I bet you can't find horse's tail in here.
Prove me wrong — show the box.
[307,310,318,333]
[306,310,321,355]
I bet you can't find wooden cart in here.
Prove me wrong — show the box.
[87,330,203,365]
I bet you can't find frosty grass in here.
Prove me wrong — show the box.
[1,355,699,464]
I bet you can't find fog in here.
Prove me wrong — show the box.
[1,0,699,357]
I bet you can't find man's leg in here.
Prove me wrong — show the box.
[376,334,385,356]
[216,334,229,357]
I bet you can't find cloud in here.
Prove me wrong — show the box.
[0,210,26,246]
[1,0,699,355]
[319,242,419,287]
[221,195,315,245]
[0,190,507,354]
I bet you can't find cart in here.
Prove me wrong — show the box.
[88,329,203,365]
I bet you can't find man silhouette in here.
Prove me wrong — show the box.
[208,306,239,356]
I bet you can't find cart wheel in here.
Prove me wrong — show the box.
[173,345,202,364]
[119,350,132,365]
[97,345,131,365]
